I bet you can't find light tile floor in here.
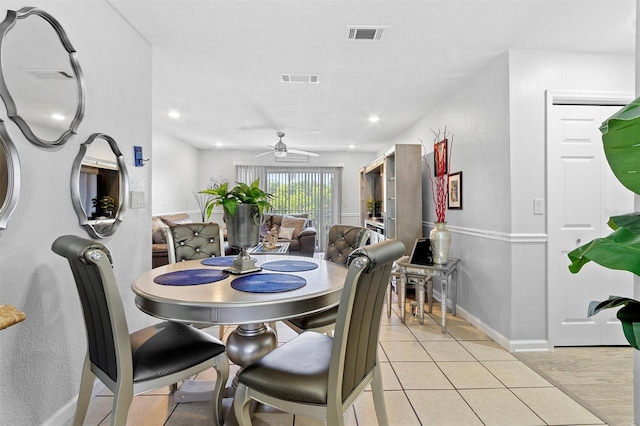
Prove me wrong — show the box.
[69,295,608,425]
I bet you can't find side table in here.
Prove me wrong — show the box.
[395,258,460,332]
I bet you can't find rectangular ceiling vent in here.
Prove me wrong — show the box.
[280,74,320,84]
[347,26,386,41]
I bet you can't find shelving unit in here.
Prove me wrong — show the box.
[359,144,422,254]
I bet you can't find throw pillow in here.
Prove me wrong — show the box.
[278,227,295,240]
[281,216,307,239]
[152,217,168,244]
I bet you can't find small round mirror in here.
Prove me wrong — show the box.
[71,134,129,238]
[0,7,85,147]
[0,119,19,230]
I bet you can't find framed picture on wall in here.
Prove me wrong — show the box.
[448,171,462,209]
[434,138,448,177]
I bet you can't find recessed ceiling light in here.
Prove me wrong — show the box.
[368,116,380,123]
[168,110,180,119]
[348,144,356,149]
[215,142,223,147]
[51,113,65,121]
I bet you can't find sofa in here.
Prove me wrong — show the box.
[152,212,317,267]
[152,213,192,268]
[260,214,317,257]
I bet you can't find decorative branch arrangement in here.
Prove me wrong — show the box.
[193,175,228,221]
[421,127,454,223]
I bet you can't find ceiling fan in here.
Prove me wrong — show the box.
[255,132,320,158]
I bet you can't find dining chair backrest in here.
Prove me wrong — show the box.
[52,235,127,383]
[332,239,404,400]
[165,222,225,263]
[324,224,370,266]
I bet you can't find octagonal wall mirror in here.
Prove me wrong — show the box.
[0,7,86,147]
[71,133,129,238]
[0,119,20,230]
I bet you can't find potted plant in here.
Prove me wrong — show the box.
[200,179,274,273]
[568,96,640,349]
[366,199,375,218]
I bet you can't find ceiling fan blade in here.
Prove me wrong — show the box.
[289,148,320,157]
[254,151,273,157]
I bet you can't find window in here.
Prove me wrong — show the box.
[237,165,342,251]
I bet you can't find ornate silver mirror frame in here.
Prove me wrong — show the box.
[0,119,20,230]
[0,7,86,147]
[71,133,129,238]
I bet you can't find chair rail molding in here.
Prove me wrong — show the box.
[424,222,547,244]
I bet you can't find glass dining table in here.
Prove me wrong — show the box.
[131,254,348,393]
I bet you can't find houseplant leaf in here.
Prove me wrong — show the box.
[588,296,640,350]
[567,226,640,275]
[601,97,640,195]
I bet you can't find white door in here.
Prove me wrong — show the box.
[548,104,634,346]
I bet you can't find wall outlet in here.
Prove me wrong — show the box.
[534,198,544,215]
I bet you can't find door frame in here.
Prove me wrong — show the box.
[545,90,634,348]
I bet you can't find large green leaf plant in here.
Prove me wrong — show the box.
[200,178,274,219]
[568,96,640,349]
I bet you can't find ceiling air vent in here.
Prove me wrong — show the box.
[280,74,320,84]
[347,26,386,41]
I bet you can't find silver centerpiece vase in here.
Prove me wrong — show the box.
[429,221,451,265]
[225,203,263,273]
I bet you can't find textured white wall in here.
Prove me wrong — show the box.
[0,1,152,424]
[151,129,201,215]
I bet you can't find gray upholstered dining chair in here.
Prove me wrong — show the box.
[165,222,232,339]
[233,239,405,425]
[51,235,229,426]
[164,222,225,263]
[284,224,370,334]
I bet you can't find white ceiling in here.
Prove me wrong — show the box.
[106,0,636,154]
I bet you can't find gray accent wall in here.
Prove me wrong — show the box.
[392,49,634,350]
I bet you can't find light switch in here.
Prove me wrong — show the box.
[131,191,145,209]
[533,198,544,215]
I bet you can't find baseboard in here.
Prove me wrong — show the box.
[454,305,551,353]
[42,380,106,426]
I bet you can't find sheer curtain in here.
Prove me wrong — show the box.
[236,165,342,251]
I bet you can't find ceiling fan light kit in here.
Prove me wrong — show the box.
[255,132,320,158]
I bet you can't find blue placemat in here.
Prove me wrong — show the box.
[261,260,318,272]
[231,273,306,293]
[154,269,229,286]
[200,256,256,267]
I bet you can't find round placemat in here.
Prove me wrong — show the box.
[231,273,306,293]
[200,256,256,267]
[154,269,229,286]
[261,260,318,272]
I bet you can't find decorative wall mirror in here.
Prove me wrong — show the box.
[0,119,20,230]
[0,7,85,147]
[71,133,129,238]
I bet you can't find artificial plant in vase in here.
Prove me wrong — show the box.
[421,128,453,264]
[567,96,640,349]
[200,178,274,273]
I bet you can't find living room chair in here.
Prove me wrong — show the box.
[51,235,229,426]
[284,225,370,334]
[233,239,405,425]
